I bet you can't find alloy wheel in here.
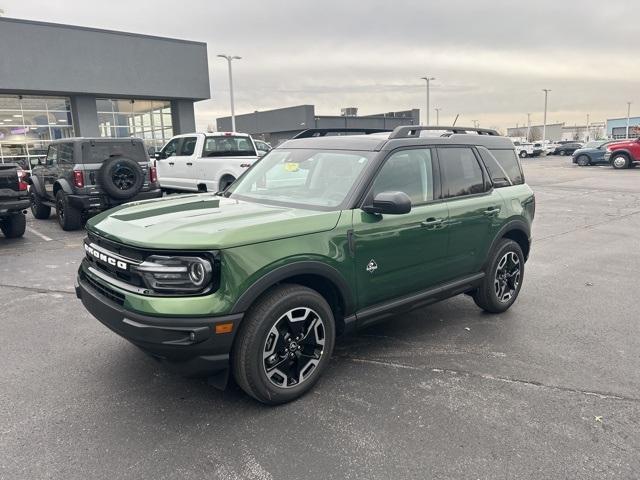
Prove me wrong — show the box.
[613,156,626,169]
[494,251,521,303]
[262,307,326,388]
[112,164,136,190]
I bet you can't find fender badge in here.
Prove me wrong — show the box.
[366,259,378,274]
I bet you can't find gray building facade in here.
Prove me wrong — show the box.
[217,105,420,145]
[0,17,210,168]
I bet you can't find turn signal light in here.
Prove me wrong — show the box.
[72,170,84,188]
[215,322,233,334]
[149,166,158,183]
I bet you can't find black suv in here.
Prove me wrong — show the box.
[0,163,30,238]
[29,138,161,230]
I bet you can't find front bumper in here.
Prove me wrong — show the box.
[604,152,612,163]
[76,271,243,378]
[68,188,162,211]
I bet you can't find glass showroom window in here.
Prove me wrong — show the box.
[0,95,74,170]
[97,99,173,150]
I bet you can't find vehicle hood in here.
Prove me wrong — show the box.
[573,147,601,155]
[608,140,637,149]
[86,193,342,250]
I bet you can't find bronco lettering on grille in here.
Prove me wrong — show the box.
[84,243,128,271]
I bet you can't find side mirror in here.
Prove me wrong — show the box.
[362,191,412,215]
[492,178,511,188]
[147,147,156,157]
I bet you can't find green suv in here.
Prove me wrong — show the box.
[76,126,535,404]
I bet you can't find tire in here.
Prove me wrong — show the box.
[97,156,144,200]
[519,150,527,159]
[0,213,26,238]
[576,155,590,167]
[30,190,51,219]
[219,176,236,192]
[558,150,565,156]
[56,190,82,231]
[232,284,336,404]
[473,239,525,314]
[611,154,630,170]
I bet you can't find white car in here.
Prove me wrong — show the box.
[512,141,536,158]
[154,132,264,192]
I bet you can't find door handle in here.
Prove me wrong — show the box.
[421,217,444,229]
[186,162,193,166]
[168,162,175,166]
[483,207,501,216]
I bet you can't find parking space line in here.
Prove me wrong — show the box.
[26,227,53,242]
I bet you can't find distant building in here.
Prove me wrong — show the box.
[216,105,420,145]
[506,123,564,142]
[606,117,640,139]
[561,122,605,142]
[507,121,606,142]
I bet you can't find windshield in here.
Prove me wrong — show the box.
[584,141,604,149]
[203,136,256,157]
[227,149,374,209]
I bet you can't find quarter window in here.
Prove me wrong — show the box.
[484,148,524,185]
[46,145,58,166]
[57,143,74,164]
[372,149,434,205]
[438,147,486,198]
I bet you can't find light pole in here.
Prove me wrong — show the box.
[218,54,242,132]
[472,119,479,129]
[526,113,531,142]
[421,76,435,126]
[586,113,590,142]
[542,89,551,146]
[626,101,632,139]
[435,108,441,126]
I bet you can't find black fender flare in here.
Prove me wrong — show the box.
[230,261,355,316]
[53,179,74,196]
[483,219,531,270]
[27,174,46,196]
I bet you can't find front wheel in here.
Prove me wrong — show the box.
[519,150,527,159]
[473,239,525,313]
[558,150,565,156]
[611,154,630,169]
[576,155,590,167]
[0,213,26,238]
[56,191,82,231]
[232,284,336,404]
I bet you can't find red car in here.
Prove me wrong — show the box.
[604,138,640,169]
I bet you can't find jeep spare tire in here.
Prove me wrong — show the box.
[98,156,144,200]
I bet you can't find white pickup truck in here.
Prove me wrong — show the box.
[154,132,270,193]
[512,141,537,158]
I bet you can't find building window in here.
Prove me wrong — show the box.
[97,99,173,150]
[0,94,74,170]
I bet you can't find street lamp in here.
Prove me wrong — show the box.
[542,89,551,146]
[217,54,242,132]
[526,113,531,142]
[434,107,441,126]
[626,101,632,139]
[420,76,435,126]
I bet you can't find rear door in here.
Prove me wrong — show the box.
[353,147,450,309]
[437,146,504,279]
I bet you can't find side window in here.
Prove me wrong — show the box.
[161,138,180,158]
[58,143,74,165]
[179,137,198,156]
[484,148,524,185]
[438,147,486,198]
[372,149,434,205]
[256,141,270,153]
[46,145,59,166]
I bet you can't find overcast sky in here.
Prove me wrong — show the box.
[3,0,639,131]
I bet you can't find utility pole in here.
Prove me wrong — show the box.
[217,54,242,132]
[420,76,435,126]
[626,102,632,139]
[435,108,441,126]
[472,120,479,129]
[542,89,551,146]
[526,113,531,142]
[586,113,590,142]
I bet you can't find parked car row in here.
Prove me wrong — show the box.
[572,138,640,169]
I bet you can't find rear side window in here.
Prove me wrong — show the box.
[83,142,145,163]
[203,136,257,157]
[481,148,525,185]
[438,147,486,198]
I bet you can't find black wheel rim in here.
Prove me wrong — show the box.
[262,308,326,389]
[111,164,136,190]
[494,252,521,303]
[57,198,64,221]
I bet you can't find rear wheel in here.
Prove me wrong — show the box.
[519,150,527,159]
[576,155,590,167]
[30,190,51,219]
[473,239,525,313]
[558,150,565,156]
[611,154,630,169]
[219,176,236,192]
[56,190,82,231]
[0,213,26,238]
[232,284,335,404]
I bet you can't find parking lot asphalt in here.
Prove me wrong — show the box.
[1,156,639,479]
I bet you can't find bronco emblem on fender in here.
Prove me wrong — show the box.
[366,259,378,274]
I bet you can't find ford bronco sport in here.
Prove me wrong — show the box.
[29,138,161,231]
[76,126,535,404]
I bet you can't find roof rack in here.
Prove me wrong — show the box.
[389,126,499,139]
[292,128,392,139]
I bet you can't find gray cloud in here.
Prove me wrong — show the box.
[4,0,638,130]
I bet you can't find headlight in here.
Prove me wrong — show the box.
[134,255,213,293]
[605,147,612,152]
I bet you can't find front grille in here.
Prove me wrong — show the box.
[81,270,125,305]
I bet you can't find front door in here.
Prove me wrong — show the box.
[155,137,180,190]
[170,135,200,191]
[437,146,503,278]
[353,147,450,310]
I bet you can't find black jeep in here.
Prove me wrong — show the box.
[28,138,162,230]
[0,163,30,238]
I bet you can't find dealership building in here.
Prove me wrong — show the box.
[0,17,210,169]
[606,117,640,139]
[217,105,420,145]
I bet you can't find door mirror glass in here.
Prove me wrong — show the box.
[363,191,412,215]
[147,146,156,157]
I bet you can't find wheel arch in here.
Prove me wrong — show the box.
[230,261,355,335]
[485,220,531,268]
[53,179,73,197]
